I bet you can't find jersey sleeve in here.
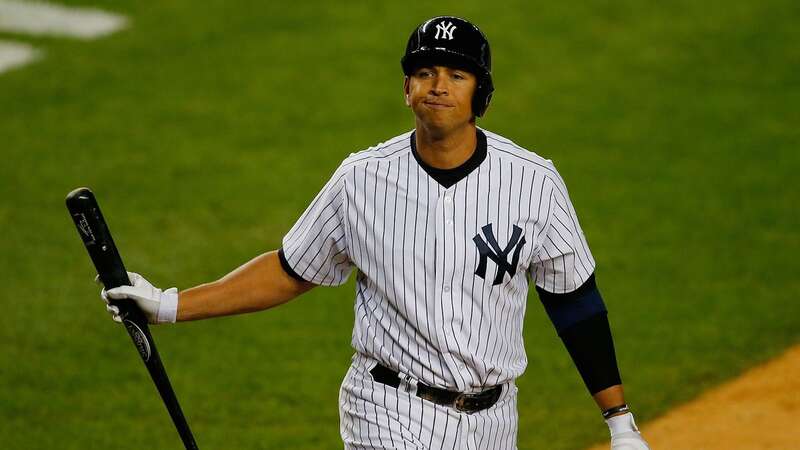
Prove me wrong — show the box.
[281,165,354,286]
[530,171,596,293]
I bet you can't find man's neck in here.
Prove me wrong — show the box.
[413,121,478,170]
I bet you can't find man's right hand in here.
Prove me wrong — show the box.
[98,272,179,324]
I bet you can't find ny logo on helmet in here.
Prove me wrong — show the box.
[473,224,526,286]
[435,21,457,40]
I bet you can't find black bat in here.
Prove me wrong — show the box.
[66,187,199,450]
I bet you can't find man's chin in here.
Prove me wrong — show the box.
[415,120,476,141]
[415,110,451,124]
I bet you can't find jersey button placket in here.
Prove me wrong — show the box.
[442,192,455,297]
[440,189,466,389]
[444,194,455,227]
[433,193,448,335]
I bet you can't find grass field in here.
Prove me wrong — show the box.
[1,1,798,449]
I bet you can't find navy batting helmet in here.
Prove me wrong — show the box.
[401,16,494,117]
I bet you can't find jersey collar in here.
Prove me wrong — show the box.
[410,129,488,189]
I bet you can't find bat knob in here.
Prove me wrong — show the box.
[66,187,96,210]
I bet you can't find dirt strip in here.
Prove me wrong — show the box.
[587,344,800,450]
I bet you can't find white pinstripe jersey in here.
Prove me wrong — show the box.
[282,128,595,392]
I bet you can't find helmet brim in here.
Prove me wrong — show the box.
[401,49,489,80]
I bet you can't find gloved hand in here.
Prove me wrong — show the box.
[607,412,650,450]
[98,272,179,324]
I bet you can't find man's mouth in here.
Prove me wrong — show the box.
[423,101,454,109]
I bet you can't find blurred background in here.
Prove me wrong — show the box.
[1,1,797,448]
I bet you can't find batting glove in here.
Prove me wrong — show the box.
[607,412,650,450]
[98,272,178,324]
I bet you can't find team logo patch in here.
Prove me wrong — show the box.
[435,21,456,40]
[473,224,526,285]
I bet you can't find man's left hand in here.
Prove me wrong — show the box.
[607,412,650,449]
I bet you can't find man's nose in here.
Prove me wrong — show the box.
[430,75,448,95]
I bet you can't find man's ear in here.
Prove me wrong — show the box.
[403,76,411,107]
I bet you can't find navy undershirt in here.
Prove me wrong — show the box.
[410,129,487,188]
[537,273,607,334]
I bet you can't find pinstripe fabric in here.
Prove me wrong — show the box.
[282,128,594,447]
[339,353,518,450]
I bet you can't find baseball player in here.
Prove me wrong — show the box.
[100,16,650,450]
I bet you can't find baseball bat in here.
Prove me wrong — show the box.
[66,187,199,450]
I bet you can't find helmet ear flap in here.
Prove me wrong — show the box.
[479,92,492,117]
[472,81,493,117]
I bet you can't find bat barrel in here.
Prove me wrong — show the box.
[65,187,130,288]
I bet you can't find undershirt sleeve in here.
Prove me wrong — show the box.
[536,274,622,394]
[536,273,606,333]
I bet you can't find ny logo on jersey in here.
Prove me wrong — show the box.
[434,21,457,40]
[473,224,526,286]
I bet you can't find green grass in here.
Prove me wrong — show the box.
[1,1,798,449]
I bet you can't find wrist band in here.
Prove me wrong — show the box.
[602,403,630,419]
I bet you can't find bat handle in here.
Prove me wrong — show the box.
[122,308,199,449]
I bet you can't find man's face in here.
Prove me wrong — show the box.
[404,65,477,133]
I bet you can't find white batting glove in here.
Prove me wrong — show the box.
[99,272,179,324]
[607,412,650,449]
